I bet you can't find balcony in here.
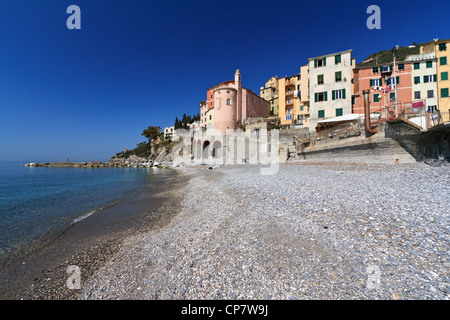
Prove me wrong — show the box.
[285,90,294,96]
[285,80,295,86]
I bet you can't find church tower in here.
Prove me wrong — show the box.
[235,68,242,124]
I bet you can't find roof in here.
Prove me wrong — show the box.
[308,49,353,61]
[317,113,379,126]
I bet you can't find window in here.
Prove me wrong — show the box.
[314,57,326,68]
[226,99,231,105]
[372,67,379,73]
[442,72,449,81]
[210,102,213,106]
[381,65,390,72]
[414,62,420,70]
[209,115,212,120]
[423,75,436,83]
[210,94,213,99]
[335,108,343,117]
[414,76,420,84]
[439,43,447,51]
[335,71,342,82]
[414,91,421,99]
[300,105,304,111]
[390,92,396,101]
[440,57,447,66]
[398,64,405,71]
[318,110,325,118]
[352,96,356,105]
[332,89,346,100]
[314,92,327,102]
[426,61,433,68]
[285,114,293,120]
[441,88,449,97]
[387,77,400,85]
[373,93,380,103]
[428,105,437,112]
[335,54,341,64]
[318,74,324,85]
[370,78,382,87]
[427,90,434,98]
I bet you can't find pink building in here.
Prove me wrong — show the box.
[353,62,413,114]
[202,69,270,134]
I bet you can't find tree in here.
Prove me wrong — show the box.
[142,126,161,142]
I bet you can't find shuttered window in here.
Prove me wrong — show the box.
[442,72,449,81]
[335,108,343,117]
[440,57,447,66]
[318,110,325,118]
[335,54,341,64]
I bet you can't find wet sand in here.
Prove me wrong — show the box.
[0,168,190,299]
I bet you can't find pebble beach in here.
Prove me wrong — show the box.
[78,162,449,300]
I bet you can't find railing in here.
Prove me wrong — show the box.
[295,121,363,149]
[368,100,447,130]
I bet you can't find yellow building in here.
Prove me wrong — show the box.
[435,39,450,122]
[206,107,214,130]
[260,77,279,116]
[277,65,310,129]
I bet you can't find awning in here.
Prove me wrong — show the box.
[317,113,379,126]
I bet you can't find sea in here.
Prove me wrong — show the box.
[0,161,175,268]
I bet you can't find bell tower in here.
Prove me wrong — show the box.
[235,68,242,124]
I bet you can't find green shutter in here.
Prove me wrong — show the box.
[332,90,335,100]
[374,94,379,103]
[442,72,449,81]
[318,110,325,118]
[433,74,437,82]
[323,58,326,66]
[414,76,420,84]
[342,89,346,99]
[315,93,318,102]
[336,108,343,117]
[396,76,399,85]
[372,67,378,73]
[380,78,383,85]
[414,62,420,70]
[441,88,449,98]
[439,43,447,51]
[370,79,374,86]
[314,59,318,68]
[426,61,432,68]
[324,91,328,101]
[335,54,341,64]
[424,75,428,83]
[440,57,447,65]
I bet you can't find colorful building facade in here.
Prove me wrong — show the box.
[308,49,354,131]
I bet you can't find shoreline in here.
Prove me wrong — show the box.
[0,167,192,299]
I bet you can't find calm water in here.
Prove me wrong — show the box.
[0,161,173,266]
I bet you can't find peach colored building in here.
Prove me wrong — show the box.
[353,61,413,115]
[201,69,270,134]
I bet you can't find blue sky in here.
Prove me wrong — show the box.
[0,0,448,161]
